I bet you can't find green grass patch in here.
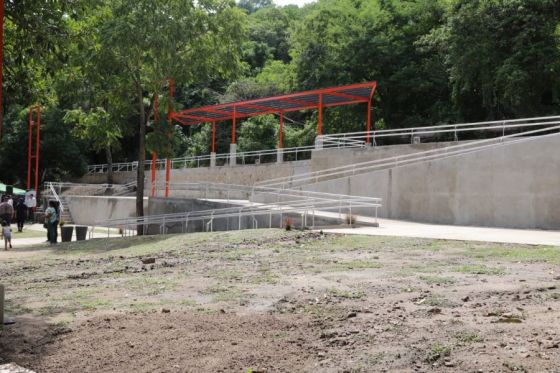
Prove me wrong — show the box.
[81,299,112,311]
[465,246,560,264]
[419,275,456,285]
[454,264,506,275]
[424,295,454,308]
[332,259,382,271]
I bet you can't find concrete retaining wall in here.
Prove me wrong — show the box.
[66,196,148,225]
[305,134,560,229]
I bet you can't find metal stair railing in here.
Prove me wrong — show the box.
[258,124,560,189]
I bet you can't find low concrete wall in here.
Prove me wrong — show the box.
[66,196,148,225]
[306,134,560,230]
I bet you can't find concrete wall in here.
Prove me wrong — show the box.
[75,136,560,230]
[305,134,560,230]
[76,172,136,185]
[66,196,148,225]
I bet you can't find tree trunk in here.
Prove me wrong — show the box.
[136,84,146,235]
[106,146,114,186]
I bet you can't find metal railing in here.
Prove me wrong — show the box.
[321,115,560,147]
[92,192,381,237]
[44,181,136,197]
[86,115,560,174]
[260,123,560,188]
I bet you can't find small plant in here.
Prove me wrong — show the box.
[284,217,293,231]
[345,214,356,226]
[426,342,451,362]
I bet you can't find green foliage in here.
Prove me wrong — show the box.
[1,0,560,179]
[64,108,122,153]
[238,115,278,152]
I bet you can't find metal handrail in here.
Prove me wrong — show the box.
[87,115,560,174]
[93,193,381,237]
[259,124,560,188]
[46,182,64,213]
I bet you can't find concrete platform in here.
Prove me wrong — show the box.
[324,218,560,246]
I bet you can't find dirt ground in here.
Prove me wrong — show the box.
[0,229,559,372]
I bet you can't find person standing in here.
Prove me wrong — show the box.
[15,198,27,232]
[45,200,58,244]
[0,196,13,225]
[24,189,37,222]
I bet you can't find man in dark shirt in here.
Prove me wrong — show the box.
[15,198,27,232]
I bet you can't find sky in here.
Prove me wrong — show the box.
[274,0,316,6]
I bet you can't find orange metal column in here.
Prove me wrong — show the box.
[317,94,323,136]
[165,79,174,198]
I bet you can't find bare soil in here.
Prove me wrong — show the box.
[0,230,559,372]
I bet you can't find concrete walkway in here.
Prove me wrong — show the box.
[4,223,122,248]
[324,218,560,246]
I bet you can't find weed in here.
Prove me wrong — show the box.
[424,296,454,308]
[284,218,294,231]
[426,342,451,362]
[455,331,483,344]
[345,214,357,225]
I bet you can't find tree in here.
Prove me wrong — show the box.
[431,0,560,120]
[63,108,123,184]
[237,0,273,15]
[93,0,246,227]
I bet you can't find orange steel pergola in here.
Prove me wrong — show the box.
[171,81,378,150]
[152,82,377,198]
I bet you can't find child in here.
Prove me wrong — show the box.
[2,220,12,250]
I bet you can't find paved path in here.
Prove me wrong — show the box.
[324,218,560,246]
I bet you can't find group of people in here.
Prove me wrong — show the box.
[0,190,38,250]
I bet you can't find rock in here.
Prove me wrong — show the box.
[0,363,37,373]
[444,361,455,367]
[141,257,156,265]
[161,308,170,313]
[428,307,442,315]
[462,296,470,302]
[544,342,559,349]
[346,312,357,319]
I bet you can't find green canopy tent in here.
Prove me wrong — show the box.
[0,183,26,196]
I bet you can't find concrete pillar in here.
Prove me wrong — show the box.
[210,152,216,168]
[277,148,284,164]
[315,135,324,150]
[229,143,237,167]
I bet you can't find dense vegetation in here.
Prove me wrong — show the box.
[0,0,559,188]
